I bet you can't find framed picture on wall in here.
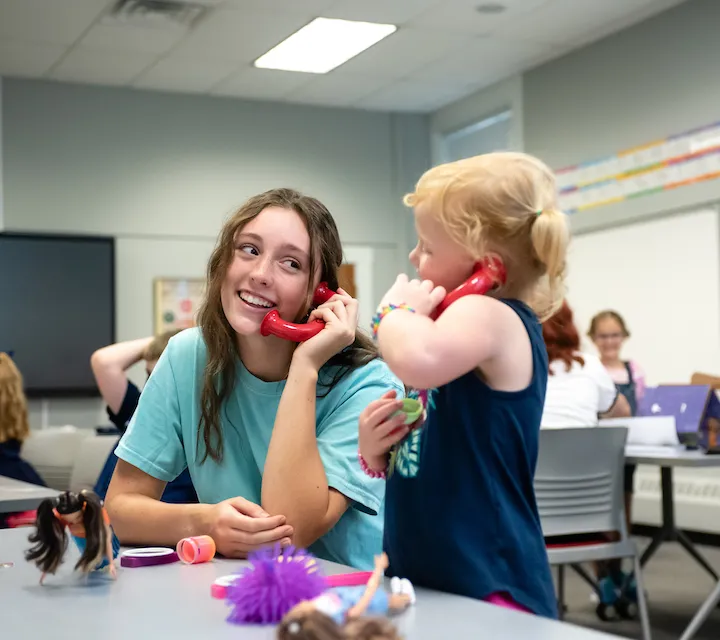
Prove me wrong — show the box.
[153,278,206,334]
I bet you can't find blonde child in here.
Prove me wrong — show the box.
[358,152,569,618]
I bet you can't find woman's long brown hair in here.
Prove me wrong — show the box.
[196,188,378,464]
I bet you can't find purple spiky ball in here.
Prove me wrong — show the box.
[225,544,329,625]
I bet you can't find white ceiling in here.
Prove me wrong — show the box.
[0,0,689,112]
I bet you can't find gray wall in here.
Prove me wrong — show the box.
[2,78,430,428]
[523,0,720,233]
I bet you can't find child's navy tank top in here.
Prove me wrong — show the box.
[383,298,557,618]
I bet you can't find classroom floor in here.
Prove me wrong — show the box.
[560,538,720,639]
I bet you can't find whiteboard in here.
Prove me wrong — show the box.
[566,209,720,386]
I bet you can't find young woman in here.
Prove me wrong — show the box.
[106,189,402,570]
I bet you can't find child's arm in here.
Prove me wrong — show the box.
[377,294,513,390]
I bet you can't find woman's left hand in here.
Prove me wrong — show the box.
[293,287,359,372]
[379,275,446,317]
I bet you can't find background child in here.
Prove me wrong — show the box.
[90,332,197,504]
[0,353,46,528]
[588,310,645,598]
[359,152,569,619]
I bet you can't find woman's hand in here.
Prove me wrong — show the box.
[359,389,408,473]
[293,287,359,372]
[206,497,293,558]
[379,275,446,317]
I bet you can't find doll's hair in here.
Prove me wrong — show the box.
[344,617,403,640]
[0,353,30,445]
[277,610,344,640]
[276,611,402,640]
[404,151,569,321]
[25,490,108,575]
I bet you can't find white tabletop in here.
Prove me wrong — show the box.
[625,445,720,467]
[0,528,622,640]
[0,476,59,512]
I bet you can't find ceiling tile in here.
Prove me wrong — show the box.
[337,27,473,79]
[77,22,186,55]
[210,67,312,100]
[358,76,480,113]
[409,0,551,35]
[222,0,335,12]
[284,71,393,108]
[133,57,240,93]
[0,0,110,46]
[169,7,314,63]
[49,47,158,86]
[496,0,673,46]
[322,0,442,25]
[412,36,557,83]
[0,39,68,77]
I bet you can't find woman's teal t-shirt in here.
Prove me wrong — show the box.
[115,328,401,569]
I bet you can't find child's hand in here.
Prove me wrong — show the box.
[359,389,408,472]
[379,275,446,316]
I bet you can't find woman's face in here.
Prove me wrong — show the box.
[591,317,626,361]
[220,206,316,336]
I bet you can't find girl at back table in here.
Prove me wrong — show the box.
[358,152,569,618]
[105,188,403,569]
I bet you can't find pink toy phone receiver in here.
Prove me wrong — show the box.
[260,281,336,342]
[176,535,216,565]
[430,255,506,320]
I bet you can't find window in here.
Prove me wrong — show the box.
[439,110,511,163]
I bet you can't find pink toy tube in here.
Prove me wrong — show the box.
[176,535,216,564]
[325,571,373,587]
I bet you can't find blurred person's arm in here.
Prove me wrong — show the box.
[91,338,153,414]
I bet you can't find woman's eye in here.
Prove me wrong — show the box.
[239,245,258,255]
[282,259,301,270]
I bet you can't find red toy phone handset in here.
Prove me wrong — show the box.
[430,255,506,320]
[260,256,506,342]
[260,282,335,342]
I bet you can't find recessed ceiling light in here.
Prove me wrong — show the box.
[254,17,397,74]
[475,2,507,14]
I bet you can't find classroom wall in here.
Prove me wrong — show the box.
[1,78,431,428]
[523,0,720,234]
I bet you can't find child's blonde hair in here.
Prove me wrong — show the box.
[0,353,30,444]
[404,151,569,320]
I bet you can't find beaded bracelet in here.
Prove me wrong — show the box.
[370,303,415,340]
[358,451,387,479]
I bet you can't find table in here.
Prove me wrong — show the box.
[625,445,720,640]
[625,445,720,578]
[0,476,59,513]
[0,529,622,640]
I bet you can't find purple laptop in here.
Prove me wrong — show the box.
[638,385,720,451]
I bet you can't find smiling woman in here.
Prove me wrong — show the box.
[104,188,403,569]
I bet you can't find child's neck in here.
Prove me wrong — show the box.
[601,356,624,369]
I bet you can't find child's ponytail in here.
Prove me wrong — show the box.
[530,206,569,321]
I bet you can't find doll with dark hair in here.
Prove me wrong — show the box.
[277,611,402,640]
[25,490,119,584]
[276,553,412,640]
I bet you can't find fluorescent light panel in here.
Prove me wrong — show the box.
[254,17,397,74]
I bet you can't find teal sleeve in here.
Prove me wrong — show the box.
[114,341,187,483]
[317,361,404,516]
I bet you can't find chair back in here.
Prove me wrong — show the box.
[535,426,628,540]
